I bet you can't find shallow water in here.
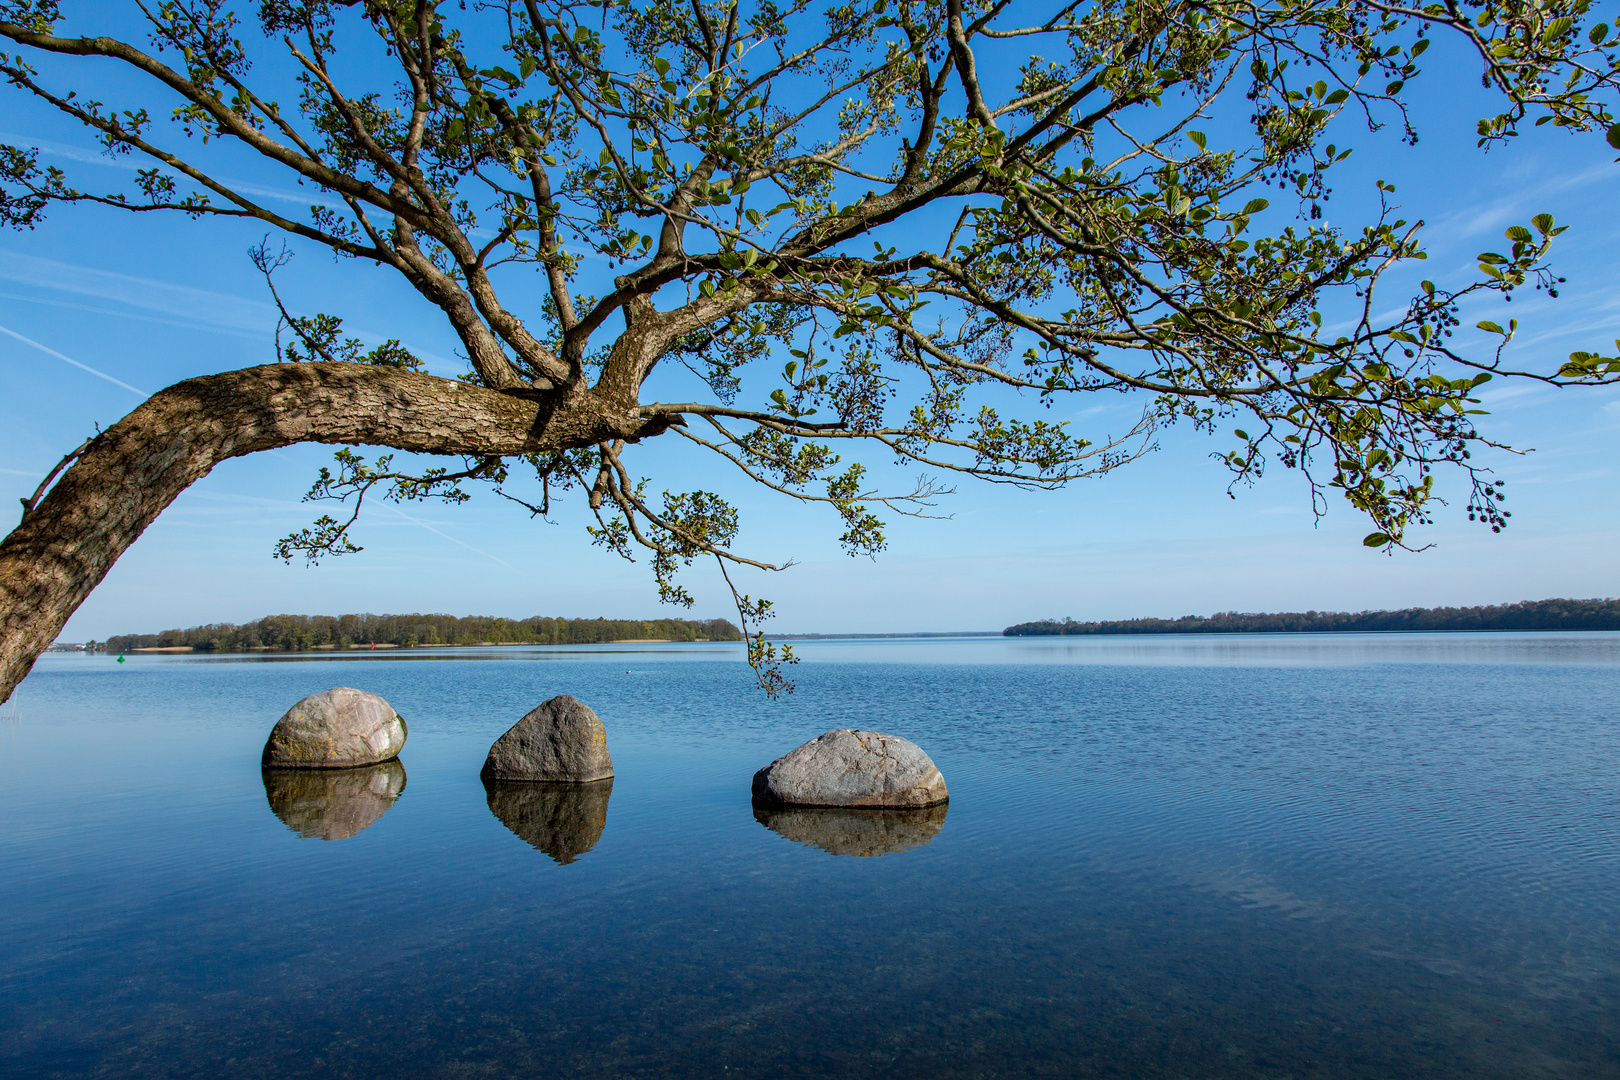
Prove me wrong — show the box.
[2,634,1617,1078]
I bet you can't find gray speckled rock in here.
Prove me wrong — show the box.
[261,688,407,769]
[484,778,612,864]
[263,760,407,841]
[754,802,947,857]
[481,695,614,782]
[752,729,948,808]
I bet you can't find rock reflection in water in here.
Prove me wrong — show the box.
[483,778,612,864]
[262,760,407,841]
[753,802,947,857]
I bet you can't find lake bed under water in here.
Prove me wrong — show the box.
[2,633,1617,1078]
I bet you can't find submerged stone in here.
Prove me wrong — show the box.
[484,777,613,864]
[261,687,407,769]
[752,729,948,808]
[263,759,406,841]
[754,802,947,857]
[481,695,614,782]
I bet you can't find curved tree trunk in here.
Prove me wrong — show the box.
[0,361,655,701]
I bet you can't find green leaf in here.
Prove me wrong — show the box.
[1187,130,1206,150]
[1504,225,1532,242]
[1241,198,1269,215]
[1532,213,1555,234]
[1363,532,1392,548]
[1324,88,1349,105]
[1233,429,1249,441]
[1476,320,1505,334]
[1608,124,1620,151]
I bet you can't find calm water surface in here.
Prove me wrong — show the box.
[1,634,1617,1078]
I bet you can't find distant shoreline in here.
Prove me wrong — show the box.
[46,599,1620,652]
[71,613,741,654]
[46,625,1620,653]
[111,638,717,653]
[1004,598,1620,637]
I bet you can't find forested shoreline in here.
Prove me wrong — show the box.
[1004,599,1620,637]
[96,614,741,653]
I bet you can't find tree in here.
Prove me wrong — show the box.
[2,0,1618,702]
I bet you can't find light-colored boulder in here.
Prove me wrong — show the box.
[263,760,407,841]
[260,687,407,769]
[754,802,947,857]
[751,729,948,808]
[481,695,614,782]
[485,778,613,864]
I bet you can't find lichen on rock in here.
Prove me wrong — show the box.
[481,695,614,783]
[261,687,407,769]
[752,729,948,808]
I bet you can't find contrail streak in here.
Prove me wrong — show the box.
[0,322,149,397]
[387,503,518,572]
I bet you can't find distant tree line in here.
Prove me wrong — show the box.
[1004,598,1620,637]
[100,613,741,652]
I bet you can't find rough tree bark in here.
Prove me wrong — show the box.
[0,362,660,701]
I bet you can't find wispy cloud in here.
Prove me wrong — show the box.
[0,322,149,396]
[0,249,272,333]
[0,251,470,375]
[0,130,346,210]
[1475,379,1557,404]
[0,289,265,341]
[1423,162,1616,246]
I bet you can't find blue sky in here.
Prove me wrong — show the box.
[1,14,1617,639]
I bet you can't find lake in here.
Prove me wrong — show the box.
[2,634,1617,1078]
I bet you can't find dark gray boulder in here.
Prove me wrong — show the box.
[754,802,947,857]
[263,760,406,840]
[752,729,948,808]
[484,778,613,864]
[261,687,407,769]
[481,695,614,782]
